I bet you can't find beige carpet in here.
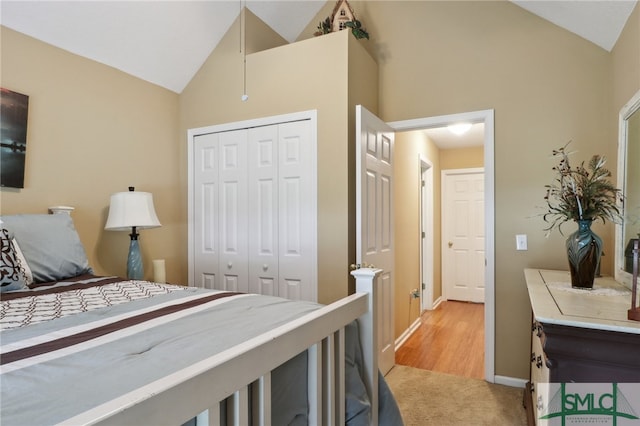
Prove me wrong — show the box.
[385,365,528,426]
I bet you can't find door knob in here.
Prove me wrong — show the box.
[262,264,268,271]
[227,262,233,269]
[448,241,453,248]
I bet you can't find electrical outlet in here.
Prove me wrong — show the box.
[516,234,528,251]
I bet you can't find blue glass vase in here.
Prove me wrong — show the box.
[566,219,602,289]
[127,238,143,280]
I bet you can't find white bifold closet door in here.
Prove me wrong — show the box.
[193,119,316,302]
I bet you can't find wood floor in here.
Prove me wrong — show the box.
[395,300,485,380]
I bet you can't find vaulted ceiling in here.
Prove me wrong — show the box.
[1,1,637,95]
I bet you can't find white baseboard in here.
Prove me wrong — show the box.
[494,375,528,388]
[432,296,443,309]
[395,317,422,350]
[395,297,445,350]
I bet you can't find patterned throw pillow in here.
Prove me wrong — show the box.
[0,228,28,292]
[12,237,33,286]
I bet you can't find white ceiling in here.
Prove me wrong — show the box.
[512,0,637,52]
[0,1,326,93]
[1,1,637,95]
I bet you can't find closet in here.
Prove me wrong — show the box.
[188,112,317,302]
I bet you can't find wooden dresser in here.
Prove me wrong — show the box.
[524,269,640,425]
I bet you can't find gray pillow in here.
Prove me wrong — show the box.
[0,214,92,283]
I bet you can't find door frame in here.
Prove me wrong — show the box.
[419,156,434,311]
[388,109,495,383]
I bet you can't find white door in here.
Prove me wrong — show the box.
[193,133,220,290]
[192,129,250,292]
[218,129,249,292]
[355,105,395,376]
[276,121,315,302]
[247,125,279,297]
[442,168,485,303]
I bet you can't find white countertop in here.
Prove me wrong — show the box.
[525,268,640,334]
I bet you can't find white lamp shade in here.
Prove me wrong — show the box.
[105,191,161,231]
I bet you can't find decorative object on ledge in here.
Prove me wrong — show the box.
[0,88,29,189]
[48,206,75,215]
[543,142,622,289]
[628,239,640,321]
[105,187,161,280]
[314,0,369,40]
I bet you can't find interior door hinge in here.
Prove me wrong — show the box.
[421,231,425,238]
[422,282,426,290]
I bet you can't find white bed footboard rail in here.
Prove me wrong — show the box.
[352,267,383,426]
[72,269,381,426]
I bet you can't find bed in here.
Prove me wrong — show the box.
[0,213,403,425]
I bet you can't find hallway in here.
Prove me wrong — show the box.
[395,301,485,380]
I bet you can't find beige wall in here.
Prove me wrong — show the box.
[0,27,183,284]
[440,146,484,170]
[180,11,377,303]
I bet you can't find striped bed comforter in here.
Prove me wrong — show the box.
[0,277,326,425]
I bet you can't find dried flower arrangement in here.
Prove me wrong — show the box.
[543,142,623,236]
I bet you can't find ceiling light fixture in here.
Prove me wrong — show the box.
[448,123,472,136]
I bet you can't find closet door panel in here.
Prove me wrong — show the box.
[277,121,315,301]
[218,129,249,292]
[190,113,316,302]
[248,126,279,296]
[193,134,219,290]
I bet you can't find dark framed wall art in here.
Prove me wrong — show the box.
[0,88,29,188]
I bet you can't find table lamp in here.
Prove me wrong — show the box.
[105,187,161,280]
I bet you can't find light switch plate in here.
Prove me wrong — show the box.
[516,234,528,251]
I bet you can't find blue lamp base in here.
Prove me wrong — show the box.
[127,238,143,280]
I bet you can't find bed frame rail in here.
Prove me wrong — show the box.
[71,268,382,426]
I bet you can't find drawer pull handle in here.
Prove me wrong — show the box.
[537,395,544,410]
[536,355,543,368]
[531,352,536,363]
[536,325,543,337]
